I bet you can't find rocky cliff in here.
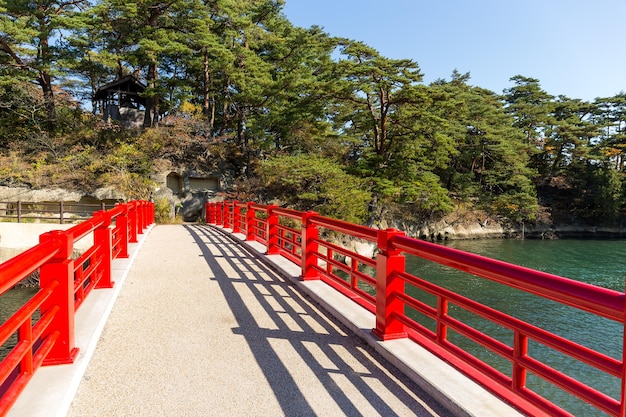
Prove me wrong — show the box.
[375,208,626,242]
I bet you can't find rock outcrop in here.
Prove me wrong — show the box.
[0,186,125,203]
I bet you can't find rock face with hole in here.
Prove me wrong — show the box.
[152,162,230,221]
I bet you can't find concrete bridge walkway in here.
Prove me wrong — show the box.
[64,224,453,417]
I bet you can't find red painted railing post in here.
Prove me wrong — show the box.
[246,202,256,241]
[148,202,156,224]
[116,204,129,258]
[301,211,320,280]
[232,201,241,233]
[372,228,408,341]
[224,201,232,229]
[512,331,529,392]
[39,230,79,365]
[133,201,140,234]
[210,202,216,224]
[140,200,153,228]
[137,201,145,233]
[143,200,148,229]
[94,211,113,289]
[215,202,223,226]
[229,201,234,228]
[619,289,626,417]
[141,200,147,228]
[266,205,279,255]
[128,201,138,243]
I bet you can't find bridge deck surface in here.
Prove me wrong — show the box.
[67,224,453,417]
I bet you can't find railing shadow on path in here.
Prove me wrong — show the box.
[184,224,454,417]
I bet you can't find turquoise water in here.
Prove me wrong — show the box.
[0,287,38,361]
[405,239,626,417]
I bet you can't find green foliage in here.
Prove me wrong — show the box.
[398,173,452,212]
[154,197,173,224]
[589,166,624,222]
[368,173,452,218]
[491,192,539,222]
[427,76,539,220]
[0,0,91,123]
[258,154,371,223]
[503,75,554,146]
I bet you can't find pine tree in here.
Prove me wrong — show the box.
[433,73,539,220]
[0,0,90,124]
[332,40,423,168]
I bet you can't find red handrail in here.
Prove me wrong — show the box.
[310,215,378,241]
[0,200,154,417]
[0,240,60,295]
[205,200,626,417]
[390,235,623,321]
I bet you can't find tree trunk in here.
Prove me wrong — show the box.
[143,62,157,128]
[39,71,56,124]
[38,36,56,125]
[153,64,159,128]
[143,5,162,128]
[203,49,215,134]
[143,96,153,127]
[203,49,210,116]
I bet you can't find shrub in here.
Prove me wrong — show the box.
[154,197,174,224]
[259,154,371,224]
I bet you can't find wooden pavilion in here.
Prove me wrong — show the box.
[94,75,147,128]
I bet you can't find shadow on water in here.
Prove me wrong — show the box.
[184,224,454,417]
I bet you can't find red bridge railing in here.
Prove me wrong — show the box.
[0,200,154,416]
[206,200,626,417]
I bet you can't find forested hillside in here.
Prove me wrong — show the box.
[1,0,624,227]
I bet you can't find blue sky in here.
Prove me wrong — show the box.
[282,0,625,101]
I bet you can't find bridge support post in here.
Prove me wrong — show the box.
[224,201,232,229]
[128,201,138,243]
[148,201,155,225]
[116,204,129,258]
[372,228,408,341]
[143,200,149,229]
[94,211,113,289]
[140,201,146,229]
[205,202,211,223]
[136,201,142,230]
[246,202,256,241]
[216,202,224,226]
[619,290,626,417]
[266,205,279,255]
[232,201,241,233]
[301,211,320,280]
[137,201,145,232]
[39,231,79,365]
